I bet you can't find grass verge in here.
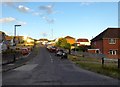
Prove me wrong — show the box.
[68,55,120,80]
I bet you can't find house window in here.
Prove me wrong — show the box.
[109,38,116,44]
[109,50,117,55]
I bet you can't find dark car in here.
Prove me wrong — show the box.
[55,49,64,56]
[48,46,57,53]
[61,52,68,59]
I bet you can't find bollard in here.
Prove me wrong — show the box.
[102,57,104,67]
[118,58,120,69]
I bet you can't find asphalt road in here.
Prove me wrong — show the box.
[2,45,120,86]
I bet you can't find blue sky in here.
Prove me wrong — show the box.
[1,2,118,40]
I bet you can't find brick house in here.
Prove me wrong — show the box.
[91,28,120,59]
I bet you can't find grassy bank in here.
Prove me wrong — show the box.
[68,55,120,79]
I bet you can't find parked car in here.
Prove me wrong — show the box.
[61,52,68,59]
[47,46,57,53]
[55,49,64,56]
[21,48,29,55]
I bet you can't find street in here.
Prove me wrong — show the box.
[2,45,119,86]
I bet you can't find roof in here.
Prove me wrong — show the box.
[39,38,48,41]
[5,36,12,40]
[91,28,120,42]
[77,38,89,42]
[5,36,24,40]
[64,36,75,39]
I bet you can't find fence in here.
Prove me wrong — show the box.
[2,50,22,65]
[71,51,119,68]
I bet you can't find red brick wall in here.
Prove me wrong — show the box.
[118,39,120,59]
[103,39,119,59]
[91,40,103,53]
[91,39,120,59]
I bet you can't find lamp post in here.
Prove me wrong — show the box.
[13,25,21,62]
[13,25,21,46]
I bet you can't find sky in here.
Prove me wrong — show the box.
[0,1,118,40]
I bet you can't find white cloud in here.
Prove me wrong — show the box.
[0,17,27,26]
[0,17,16,23]
[32,12,43,16]
[80,2,93,6]
[39,4,54,14]
[42,16,55,24]
[18,5,30,13]
[4,2,16,8]
[17,21,27,25]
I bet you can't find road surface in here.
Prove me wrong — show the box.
[2,45,120,86]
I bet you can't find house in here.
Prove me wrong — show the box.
[39,38,49,45]
[0,31,7,52]
[91,28,120,59]
[76,38,90,46]
[5,36,25,46]
[64,36,76,45]
[64,36,76,49]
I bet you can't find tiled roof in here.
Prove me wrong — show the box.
[65,36,75,39]
[77,38,89,42]
[91,28,120,42]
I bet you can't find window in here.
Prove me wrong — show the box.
[109,50,117,55]
[109,38,116,44]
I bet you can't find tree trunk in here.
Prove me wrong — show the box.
[69,49,71,54]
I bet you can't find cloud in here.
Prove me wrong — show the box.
[0,17,27,26]
[4,2,32,14]
[4,2,16,8]
[17,21,27,25]
[80,2,93,6]
[0,17,16,23]
[32,12,43,16]
[18,5,31,13]
[42,16,55,24]
[41,32,48,37]
[39,4,54,14]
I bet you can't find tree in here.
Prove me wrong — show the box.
[64,43,71,54]
[55,38,67,48]
[55,38,71,54]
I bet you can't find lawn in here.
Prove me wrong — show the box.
[68,55,120,80]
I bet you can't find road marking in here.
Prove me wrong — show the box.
[49,54,52,58]
[51,58,53,63]
[49,54,53,63]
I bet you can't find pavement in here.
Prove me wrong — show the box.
[2,46,38,72]
[2,45,120,86]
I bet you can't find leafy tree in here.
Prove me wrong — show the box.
[64,43,71,54]
[55,38,67,48]
[55,38,71,54]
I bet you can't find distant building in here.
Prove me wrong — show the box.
[39,38,49,45]
[76,38,90,46]
[64,36,76,45]
[91,28,120,59]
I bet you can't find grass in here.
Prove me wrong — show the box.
[68,55,120,79]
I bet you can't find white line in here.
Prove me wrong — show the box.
[49,54,52,58]
[49,54,53,63]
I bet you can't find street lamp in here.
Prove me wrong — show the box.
[13,25,21,62]
[13,25,21,46]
